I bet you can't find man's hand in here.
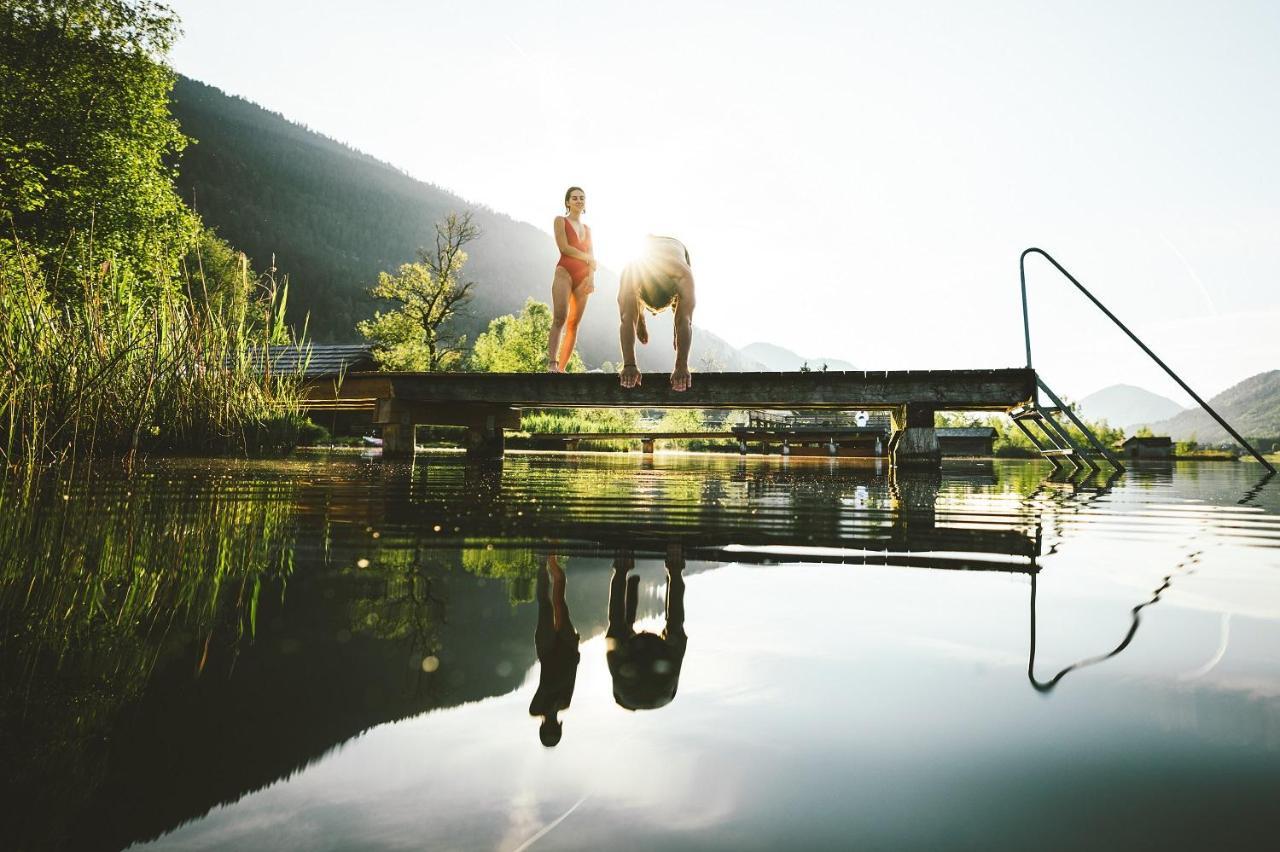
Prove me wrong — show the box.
[670,364,691,392]
[620,364,642,388]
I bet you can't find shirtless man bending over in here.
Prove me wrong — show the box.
[618,235,696,391]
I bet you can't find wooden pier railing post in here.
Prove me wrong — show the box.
[891,404,940,469]
[381,423,416,459]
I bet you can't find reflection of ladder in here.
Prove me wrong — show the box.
[1009,376,1125,474]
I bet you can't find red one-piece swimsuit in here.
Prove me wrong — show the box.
[557,218,592,287]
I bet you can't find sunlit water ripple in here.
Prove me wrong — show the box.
[1,453,1277,851]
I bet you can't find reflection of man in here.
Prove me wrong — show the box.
[618,236,697,392]
[606,545,687,711]
[529,555,580,747]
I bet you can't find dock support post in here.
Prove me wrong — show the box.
[465,425,505,460]
[641,437,656,454]
[891,404,940,469]
[738,439,748,455]
[381,423,415,459]
[375,398,416,459]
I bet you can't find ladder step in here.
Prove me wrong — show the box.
[1040,449,1077,456]
[1012,407,1064,421]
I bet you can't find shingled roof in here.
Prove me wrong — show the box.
[241,344,376,379]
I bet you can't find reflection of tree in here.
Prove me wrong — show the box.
[461,544,542,603]
[0,468,298,849]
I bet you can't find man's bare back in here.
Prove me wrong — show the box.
[618,236,696,392]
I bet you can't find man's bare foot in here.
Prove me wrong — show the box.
[670,365,691,392]
[547,361,563,373]
[636,312,649,344]
[620,364,642,388]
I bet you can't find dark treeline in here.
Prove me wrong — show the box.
[170,76,566,345]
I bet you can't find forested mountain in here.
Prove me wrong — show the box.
[1145,370,1280,443]
[169,76,757,370]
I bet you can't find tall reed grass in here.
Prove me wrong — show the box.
[0,228,309,465]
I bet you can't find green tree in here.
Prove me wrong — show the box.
[470,298,585,373]
[357,212,477,371]
[0,0,197,295]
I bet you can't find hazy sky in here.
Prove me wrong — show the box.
[167,0,1278,399]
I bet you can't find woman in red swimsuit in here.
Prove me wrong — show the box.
[546,186,596,372]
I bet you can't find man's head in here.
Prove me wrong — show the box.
[607,632,683,711]
[539,717,563,747]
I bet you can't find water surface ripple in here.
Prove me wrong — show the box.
[1,454,1278,851]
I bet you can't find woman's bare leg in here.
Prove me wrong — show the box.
[557,276,592,369]
[547,267,573,372]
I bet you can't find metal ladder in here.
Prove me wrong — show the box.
[1019,248,1276,475]
[1008,377,1125,474]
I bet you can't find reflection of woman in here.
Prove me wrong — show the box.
[546,186,596,372]
[606,546,687,711]
[529,554,581,746]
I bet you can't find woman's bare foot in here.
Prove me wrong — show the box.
[547,361,563,373]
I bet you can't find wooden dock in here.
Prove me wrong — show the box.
[302,366,1037,466]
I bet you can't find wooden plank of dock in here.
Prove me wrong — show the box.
[303,368,1036,464]
[325,368,1034,410]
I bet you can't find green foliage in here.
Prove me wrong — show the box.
[936,409,1123,457]
[518,408,639,451]
[461,545,542,604]
[653,409,732,450]
[0,234,308,462]
[470,298,585,373]
[357,213,477,371]
[295,418,330,446]
[0,0,198,294]
[520,409,639,434]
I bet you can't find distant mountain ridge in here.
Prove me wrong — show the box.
[169,76,759,371]
[1144,370,1280,443]
[740,342,854,372]
[1076,384,1185,429]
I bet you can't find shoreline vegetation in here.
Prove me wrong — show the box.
[1,1,309,467]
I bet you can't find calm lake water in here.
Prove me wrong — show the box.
[2,453,1278,851]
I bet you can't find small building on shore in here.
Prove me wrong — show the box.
[936,427,997,457]
[1122,435,1173,459]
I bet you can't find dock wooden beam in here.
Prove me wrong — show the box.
[306,369,1036,464]
[329,368,1033,410]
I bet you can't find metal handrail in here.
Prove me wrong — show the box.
[1020,248,1275,473]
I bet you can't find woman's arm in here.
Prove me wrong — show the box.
[553,217,594,263]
